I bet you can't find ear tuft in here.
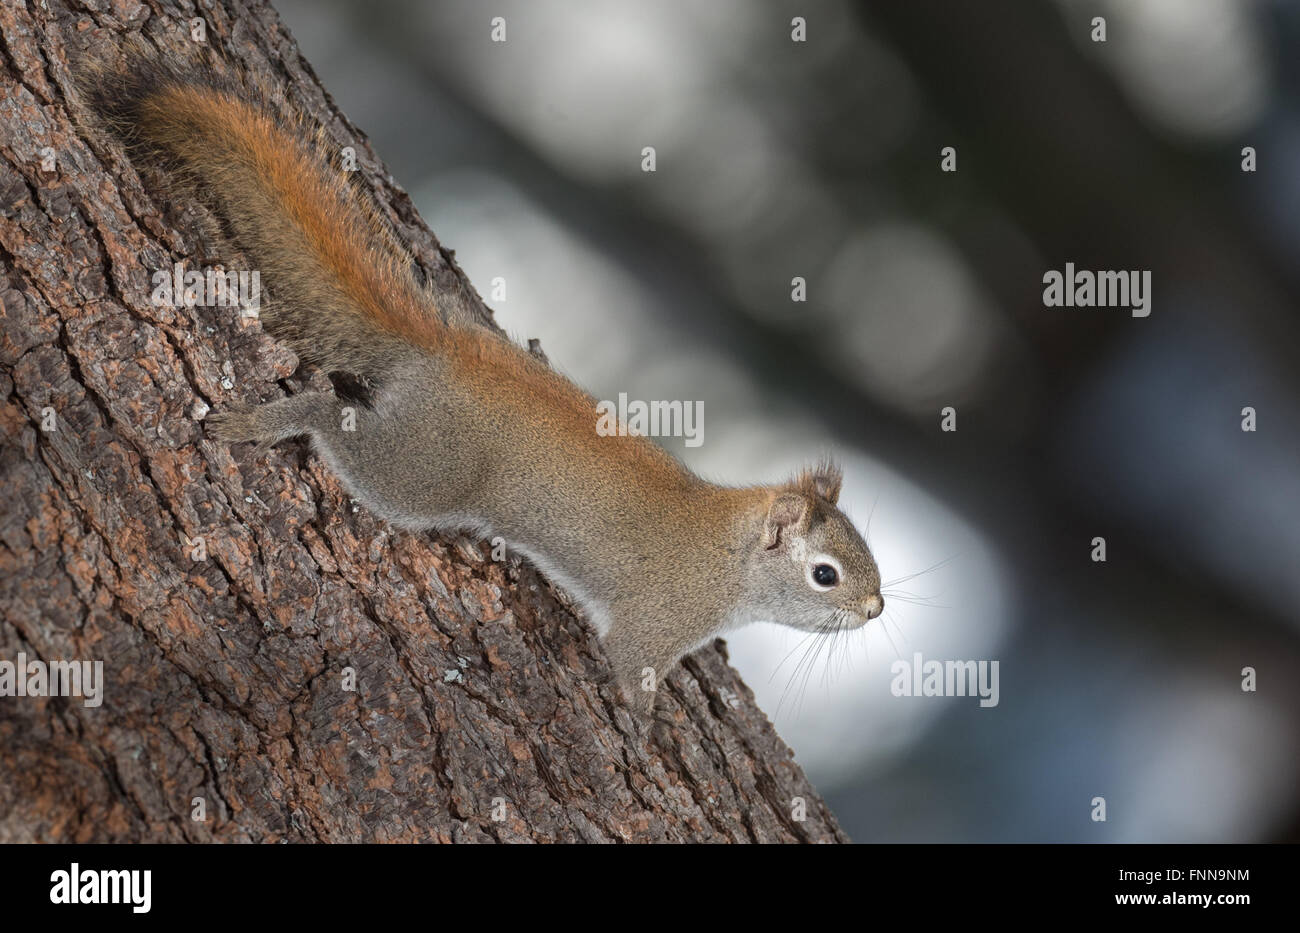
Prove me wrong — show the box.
[790,459,843,505]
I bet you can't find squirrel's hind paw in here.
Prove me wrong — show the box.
[206,404,277,455]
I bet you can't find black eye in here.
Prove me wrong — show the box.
[812,563,839,587]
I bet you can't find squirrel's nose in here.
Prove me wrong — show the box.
[864,594,884,620]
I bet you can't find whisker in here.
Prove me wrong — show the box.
[882,554,958,589]
[881,587,935,601]
[801,611,846,714]
[879,609,903,659]
[780,613,852,717]
[821,611,846,689]
[834,613,855,682]
[775,613,840,718]
[884,610,912,650]
[802,620,836,709]
[769,628,822,683]
[881,591,948,610]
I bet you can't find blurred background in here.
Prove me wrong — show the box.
[275,0,1300,842]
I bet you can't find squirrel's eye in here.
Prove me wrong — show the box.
[811,563,839,587]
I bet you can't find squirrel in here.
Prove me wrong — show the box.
[82,53,884,717]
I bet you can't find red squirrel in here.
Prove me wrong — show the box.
[84,53,884,716]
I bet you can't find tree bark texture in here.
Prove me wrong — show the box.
[0,0,848,843]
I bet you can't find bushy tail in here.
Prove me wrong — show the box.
[82,52,444,376]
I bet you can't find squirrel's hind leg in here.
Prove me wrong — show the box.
[207,393,340,455]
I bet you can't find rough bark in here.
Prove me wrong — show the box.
[0,0,847,843]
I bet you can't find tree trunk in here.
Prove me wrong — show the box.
[0,0,846,843]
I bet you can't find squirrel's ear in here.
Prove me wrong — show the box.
[761,493,810,549]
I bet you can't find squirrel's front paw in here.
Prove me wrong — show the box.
[629,683,658,720]
[621,670,668,724]
[604,636,674,733]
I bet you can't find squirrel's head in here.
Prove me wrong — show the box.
[740,462,883,633]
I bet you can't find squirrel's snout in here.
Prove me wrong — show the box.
[864,594,884,620]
